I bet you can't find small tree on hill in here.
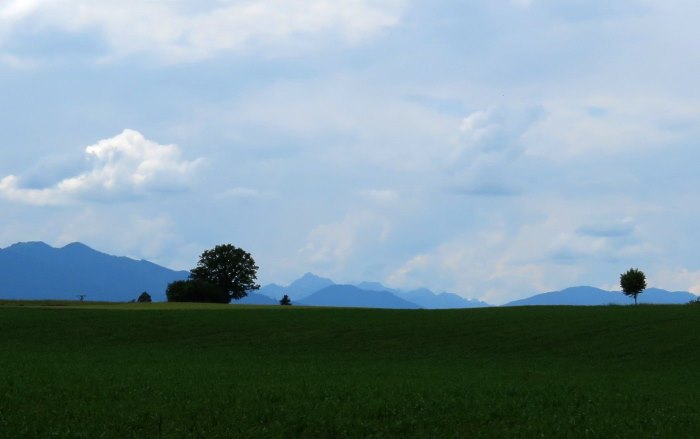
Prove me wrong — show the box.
[137,291,152,303]
[620,268,647,305]
[280,294,292,306]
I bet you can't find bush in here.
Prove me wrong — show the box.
[279,294,292,306]
[166,280,229,303]
[137,292,152,303]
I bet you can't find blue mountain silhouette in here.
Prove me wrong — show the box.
[298,285,421,309]
[504,286,697,306]
[259,274,490,308]
[357,283,490,309]
[0,241,188,302]
[257,272,334,301]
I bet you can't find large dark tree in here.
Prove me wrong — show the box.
[620,268,647,305]
[189,244,259,302]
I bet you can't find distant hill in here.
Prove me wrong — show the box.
[504,286,697,306]
[0,241,188,302]
[357,283,490,309]
[298,285,421,309]
[259,274,490,309]
[286,272,335,300]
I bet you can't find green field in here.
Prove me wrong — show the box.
[1,302,699,438]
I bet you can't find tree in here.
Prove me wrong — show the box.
[620,268,647,305]
[280,294,292,306]
[189,244,260,302]
[137,291,152,303]
[166,279,229,304]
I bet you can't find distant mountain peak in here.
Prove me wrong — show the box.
[299,284,421,309]
[299,272,330,281]
[7,241,53,250]
[287,273,334,297]
[61,242,92,250]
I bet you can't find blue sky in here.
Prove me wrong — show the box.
[1,0,699,304]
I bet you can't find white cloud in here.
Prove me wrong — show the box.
[383,229,559,305]
[0,53,37,69]
[0,129,202,206]
[360,189,399,203]
[224,77,462,174]
[653,268,700,295]
[300,211,391,271]
[522,97,697,161]
[0,0,406,63]
[450,106,541,195]
[0,0,41,21]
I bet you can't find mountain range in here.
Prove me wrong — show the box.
[0,241,188,302]
[256,272,490,309]
[1,241,697,307]
[503,286,697,306]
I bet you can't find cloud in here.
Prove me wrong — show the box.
[576,218,635,238]
[0,0,406,63]
[360,189,399,203]
[384,230,559,305]
[300,211,391,272]
[448,106,543,196]
[0,53,37,69]
[653,268,700,295]
[0,129,202,206]
[522,97,693,161]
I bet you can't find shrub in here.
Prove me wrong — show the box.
[166,279,229,303]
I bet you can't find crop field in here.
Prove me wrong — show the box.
[1,302,699,438]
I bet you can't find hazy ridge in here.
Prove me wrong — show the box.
[1,241,696,307]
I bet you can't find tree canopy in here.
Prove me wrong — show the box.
[620,268,647,305]
[189,244,260,302]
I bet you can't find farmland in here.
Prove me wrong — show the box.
[1,302,699,438]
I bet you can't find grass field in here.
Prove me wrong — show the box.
[1,302,699,438]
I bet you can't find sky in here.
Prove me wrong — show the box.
[1,0,700,304]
